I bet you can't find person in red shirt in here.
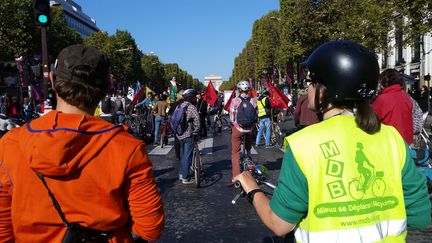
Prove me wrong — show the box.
[0,44,164,242]
[372,69,413,145]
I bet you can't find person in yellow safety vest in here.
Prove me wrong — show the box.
[255,90,272,147]
[234,40,431,243]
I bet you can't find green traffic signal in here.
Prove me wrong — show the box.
[38,14,48,24]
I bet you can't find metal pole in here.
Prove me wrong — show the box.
[41,27,49,97]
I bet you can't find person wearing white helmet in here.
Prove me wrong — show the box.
[227,80,258,187]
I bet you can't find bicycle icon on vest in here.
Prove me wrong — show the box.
[348,143,386,200]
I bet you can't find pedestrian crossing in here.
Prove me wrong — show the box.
[148,136,264,156]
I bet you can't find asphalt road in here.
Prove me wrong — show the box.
[146,115,432,242]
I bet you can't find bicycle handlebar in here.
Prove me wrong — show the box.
[231,163,276,204]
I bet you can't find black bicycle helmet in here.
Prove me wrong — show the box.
[301,40,379,101]
[182,88,198,100]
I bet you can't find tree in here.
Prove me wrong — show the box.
[0,0,35,59]
[86,30,143,86]
[141,54,164,88]
[46,6,82,62]
[219,81,235,91]
[252,11,280,80]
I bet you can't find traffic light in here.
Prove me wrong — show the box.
[425,74,431,81]
[33,0,51,27]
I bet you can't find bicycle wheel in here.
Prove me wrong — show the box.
[273,124,284,148]
[221,117,231,133]
[193,146,201,188]
[214,117,222,134]
[348,179,364,200]
[371,178,386,197]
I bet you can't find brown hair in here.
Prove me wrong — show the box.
[54,67,108,110]
[379,69,405,88]
[317,84,381,134]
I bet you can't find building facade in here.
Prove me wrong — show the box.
[50,0,99,38]
[204,75,223,91]
[377,28,432,89]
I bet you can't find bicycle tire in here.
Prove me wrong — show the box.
[193,146,201,188]
[221,117,231,133]
[371,178,386,197]
[273,123,284,148]
[348,179,364,200]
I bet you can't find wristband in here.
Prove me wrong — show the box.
[247,188,264,205]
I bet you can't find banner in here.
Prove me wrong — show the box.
[269,82,289,109]
[203,81,218,106]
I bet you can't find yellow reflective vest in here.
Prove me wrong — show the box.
[285,116,407,243]
[257,97,269,117]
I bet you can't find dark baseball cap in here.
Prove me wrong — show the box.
[54,44,110,90]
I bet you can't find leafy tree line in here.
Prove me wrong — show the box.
[225,0,432,90]
[84,31,202,91]
[0,0,202,91]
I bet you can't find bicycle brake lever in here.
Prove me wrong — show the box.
[231,190,245,204]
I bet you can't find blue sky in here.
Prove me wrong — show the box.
[74,0,279,82]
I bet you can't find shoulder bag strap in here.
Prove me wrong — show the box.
[36,173,70,227]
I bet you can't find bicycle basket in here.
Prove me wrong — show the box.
[375,171,384,177]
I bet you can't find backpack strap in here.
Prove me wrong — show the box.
[36,173,70,227]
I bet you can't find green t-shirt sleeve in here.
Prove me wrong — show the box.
[402,142,431,229]
[269,145,308,224]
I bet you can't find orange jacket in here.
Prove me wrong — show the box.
[0,111,164,242]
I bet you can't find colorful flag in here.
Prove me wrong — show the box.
[203,81,218,106]
[135,81,141,93]
[269,82,289,109]
[223,87,237,112]
[131,85,146,105]
[146,86,155,96]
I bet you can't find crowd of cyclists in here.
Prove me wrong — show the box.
[0,40,432,243]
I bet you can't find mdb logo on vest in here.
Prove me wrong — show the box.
[314,140,399,218]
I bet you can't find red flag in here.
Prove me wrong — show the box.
[223,87,237,111]
[269,82,289,109]
[131,85,147,105]
[203,81,218,105]
[248,79,258,98]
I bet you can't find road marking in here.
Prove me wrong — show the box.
[149,145,173,155]
[199,137,213,156]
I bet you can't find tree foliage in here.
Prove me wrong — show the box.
[0,0,82,61]
[0,0,199,92]
[0,0,35,59]
[230,0,432,86]
[46,7,83,62]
